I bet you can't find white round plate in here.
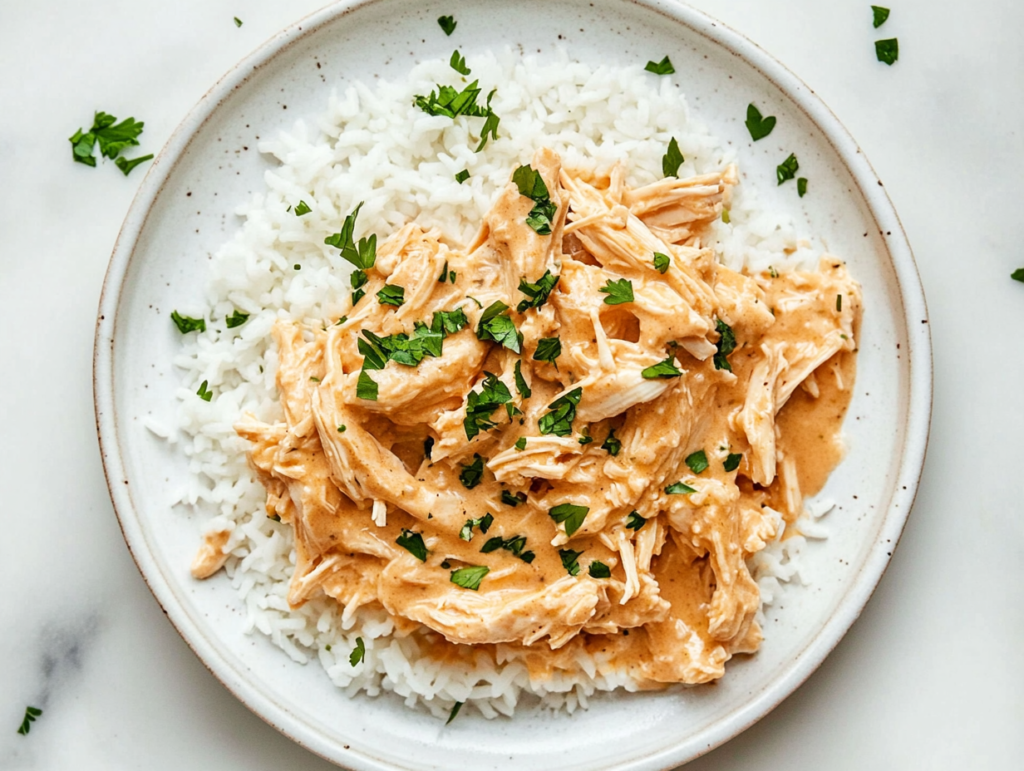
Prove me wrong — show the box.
[94,0,931,768]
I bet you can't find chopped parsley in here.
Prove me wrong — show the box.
[724,453,742,472]
[501,489,526,507]
[744,104,777,141]
[1012,269,1024,283]
[196,380,213,402]
[450,565,489,590]
[685,450,708,474]
[476,301,521,352]
[294,200,312,216]
[776,153,799,185]
[641,356,682,379]
[599,278,634,305]
[325,202,377,269]
[549,502,589,537]
[512,165,557,235]
[171,311,206,334]
[559,548,583,576]
[836,294,843,312]
[875,36,900,64]
[234,16,243,27]
[625,511,646,531]
[446,701,463,724]
[514,360,532,399]
[713,319,736,372]
[356,370,378,400]
[514,437,527,451]
[459,454,485,489]
[225,310,249,328]
[601,428,622,457]
[653,251,671,274]
[450,50,471,75]
[349,637,365,666]
[359,329,440,369]
[871,6,890,28]
[533,337,562,367]
[516,271,559,312]
[722,208,731,224]
[665,481,696,495]
[578,427,593,445]
[798,177,808,198]
[482,534,529,560]
[115,154,154,176]
[69,111,147,169]
[538,387,582,437]
[437,15,457,35]
[376,284,405,307]
[455,169,470,184]
[337,425,347,433]
[396,529,428,561]
[460,512,494,541]
[644,55,675,75]
[17,706,42,735]
[589,561,612,579]
[662,137,684,178]
[413,80,500,152]
[431,307,469,336]
[464,372,513,440]
[352,290,364,305]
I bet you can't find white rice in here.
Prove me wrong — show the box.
[163,49,830,720]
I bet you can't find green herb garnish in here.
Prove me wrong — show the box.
[325,202,377,269]
[431,307,469,336]
[171,310,206,334]
[514,437,527,451]
[376,284,405,307]
[337,425,347,433]
[450,50,471,75]
[644,55,675,75]
[578,427,593,445]
[653,251,670,274]
[798,177,808,197]
[836,294,843,312]
[724,453,742,472]
[464,372,513,440]
[662,137,684,178]
[722,208,731,223]
[685,450,708,474]
[225,310,249,328]
[875,37,899,65]
[450,565,489,590]
[549,502,589,537]
[1012,269,1024,283]
[460,512,494,541]
[349,637,365,666]
[601,429,622,457]
[641,356,682,379]
[501,490,526,507]
[459,453,485,489]
[69,111,146,168]
[446,701,463,724]
[777,153,799,185]
[396,529,428,561]
[871,6,890,28]
[512,165,558,236]
[294,200,311,216]
[533,337,562,367]
[599,278,634,305]
[588,561,612,579]
[17,706,42,736]
[476,301,521,353]
[713,319,736,372]
[559,548,583,576]
[516,271,559,312]
[196,380,213,402]
[455,169,470,184]
[625,511,646,531]
[114,154,153,176]
[538,387,582,437]
[234,17,243,28]
[665,481,696,495]
[356,370,378,400]
[438,15,457,35]
[514,360,531,399]
[745,104,777,141]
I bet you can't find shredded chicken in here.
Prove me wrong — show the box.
[198,150,861,688]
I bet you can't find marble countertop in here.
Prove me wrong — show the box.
[2,0,1021,768]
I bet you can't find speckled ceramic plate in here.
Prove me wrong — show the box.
[94,0,931,768]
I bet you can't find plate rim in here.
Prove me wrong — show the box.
[93,0,933,768]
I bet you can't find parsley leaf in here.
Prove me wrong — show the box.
[513,164,550,200]
[459,512,494,541]
[325,202,377,270]
[482,534,530,559]
[234,17,243,28]
[349,637,365,666]
[641,356,682,379]
[450,565,489,590]
[464,372,513,440]
[480,536,504,553]
[601,428,622,456]
[589,561,612,579]
[413,322,444,357]
[549,502,589,537]
[685,450,709,474]
[396,529,428,561]
[358,330,389,370]
[476,301,521,352]
[17,706,43,736]
[171,310,206,334]
[90,112,145,160]
[514,360,532,399]
[662,137,684,178]
[653,251,671,274]
[376,284,405,307]
[514,437,527,451]
[114,154,153,176]
[777,153,799,185]
[357,370,378,400]
[225,310,249,328]
[512,165,557,235]
[599,278,634,305]
[837,294,843,312]
[533,337,562,367]
[1012,268,1024,283]
[294,200,312,216]
[352,270,368,290]
[714,319,737,372]
[516,271,559,312]
[644,55,675,75]
[665,481,696,495]
[459,453,485,489]
[578,427,593,445]
[446,701,463,724]
[476,110,500,152]
[450,50,471,75]
[538,387,582,437]
[625,511,646,531]
[745,104,777,141]
[431,307,469,336]
[798,177,808,197]
[196,380,213,402]
[875,37,899,65]
[501,490,526,507]
[455,169,470,184]
[437,15,457,35]
[559,548,583,576]
[871,5,890,28]
[724,453,743,472]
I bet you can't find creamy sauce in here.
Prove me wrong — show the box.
[206,150,862,687]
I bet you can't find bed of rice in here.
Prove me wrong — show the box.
[155,50,834,720]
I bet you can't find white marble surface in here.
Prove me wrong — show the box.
[1,0,1021,768]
